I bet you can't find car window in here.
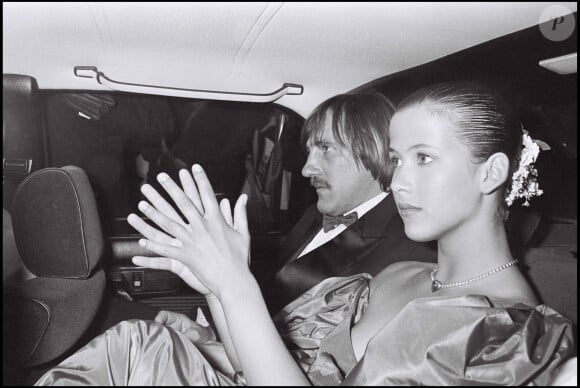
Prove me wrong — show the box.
[41,92,314,235]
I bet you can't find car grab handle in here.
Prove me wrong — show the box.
[74,66,303,103]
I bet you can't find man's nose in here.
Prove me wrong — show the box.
[302,151,322,178]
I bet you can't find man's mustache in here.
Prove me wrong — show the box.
[311,178,330,189]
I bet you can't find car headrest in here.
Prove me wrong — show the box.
[11,165,104,278]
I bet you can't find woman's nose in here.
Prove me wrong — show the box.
[390,168,410,193]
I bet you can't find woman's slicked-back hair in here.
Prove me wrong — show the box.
[397,81,523,217]
[301,91,395,190]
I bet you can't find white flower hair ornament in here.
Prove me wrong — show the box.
[505,129,545,207]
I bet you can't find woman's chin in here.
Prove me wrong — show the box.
[403,226,436,243]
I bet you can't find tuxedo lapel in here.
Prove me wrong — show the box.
[274,196,398,303]
[277,208,322,266]
[359,194,398,238]
[284,196,396,272]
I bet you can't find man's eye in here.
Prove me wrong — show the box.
[417,154,433,165]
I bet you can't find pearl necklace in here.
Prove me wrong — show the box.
[430,259,518,293]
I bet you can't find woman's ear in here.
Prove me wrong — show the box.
[478,152,510,194]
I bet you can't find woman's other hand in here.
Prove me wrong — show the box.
[154,310,216,344]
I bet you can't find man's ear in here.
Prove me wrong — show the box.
[478,152,510,194]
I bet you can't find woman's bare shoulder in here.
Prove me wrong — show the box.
[375,261,435,279]
[371,261,435,294]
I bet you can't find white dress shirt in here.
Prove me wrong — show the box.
[297,191,389,259]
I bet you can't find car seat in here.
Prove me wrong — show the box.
[2,166,107,384]
[2,166,160,386]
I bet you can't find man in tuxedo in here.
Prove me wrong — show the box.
[265,91,437,312]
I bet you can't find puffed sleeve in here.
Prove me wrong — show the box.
[343,295,575,385]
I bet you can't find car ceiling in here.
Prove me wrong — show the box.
[3,2,577,117]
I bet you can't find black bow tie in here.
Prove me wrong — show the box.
[322,212,358,232]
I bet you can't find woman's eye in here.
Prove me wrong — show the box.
[417,153,433,165]
[390,156,402,167]
[320,145,330,152]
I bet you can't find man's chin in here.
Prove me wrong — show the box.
[316,199,334,215]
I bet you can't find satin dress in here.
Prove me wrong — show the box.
[35,274,575,385]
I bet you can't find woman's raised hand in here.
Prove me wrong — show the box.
[127,164,251,299]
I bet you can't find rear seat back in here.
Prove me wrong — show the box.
[3,74,48,209]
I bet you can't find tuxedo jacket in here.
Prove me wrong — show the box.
[266,195,437,312]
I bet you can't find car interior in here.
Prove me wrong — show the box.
[3,2,577,385]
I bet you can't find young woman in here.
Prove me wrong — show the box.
[35,83,574,385]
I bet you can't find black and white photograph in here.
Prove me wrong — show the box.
[3,2,577,385]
